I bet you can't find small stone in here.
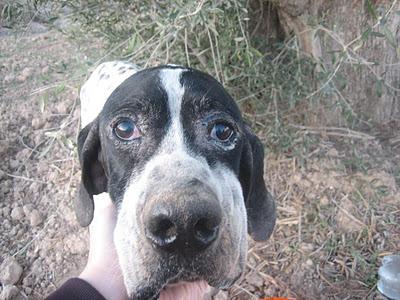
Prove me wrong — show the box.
[33,134,42,146]
[320,196,329,206]
[292,173,302,183]
[16,67,33,82]
[0,257,23,285]
[24,287,32,295]
[306,258,314,267]
[3,219,11,230]
[9,159,19,170]
[56,102,69,114]
[22,276,33,287]
[19,125,28,135]
[300,242,315,252]
[41,66,50,74]
[11,207,24,221]
[28,21,48,34]
[9,227,17,236]
[3,74,15,84]
[2,207,10,216]
[31,118,45,130]
[30,209,43,227]
[15,149,31,162]
[22,204,34,217]
[16,229,25,239]
[327,148,339,157]
[0,285,19,300]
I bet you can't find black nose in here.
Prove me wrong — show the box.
[145,204,222,252]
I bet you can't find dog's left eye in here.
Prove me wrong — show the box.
[210,123,234,142]
[113,118,141,141]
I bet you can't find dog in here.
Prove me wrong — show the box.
[77,61,276,299]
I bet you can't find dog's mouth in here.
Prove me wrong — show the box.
[131,278,213,300]
[158,280,211,300]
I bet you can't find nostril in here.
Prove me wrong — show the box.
[193,218,219,247]
[146,217,177,247]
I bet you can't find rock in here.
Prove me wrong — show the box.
[300,242,315,252]
[9,159,19,170]
[22,276,33,287]
[0,258,23,285]
[27,21,48,34]
[305,258,314,267]
[18,125,28,135]
[24,287,32,295]
[15,149,31,162]
[41,66,50,74]
[56,102,69,114]
[22,204,34,217]
[31,118,45,130]
[10,207,24,221]
[327,148,339,157]
[3,74,15,84]
[0,285,19,300]
[30,209,43,227]
[320,196,329,206]
[3,219,11,230]
[16,67,33,82]
[0,27,12,37]
[2,207,10,216]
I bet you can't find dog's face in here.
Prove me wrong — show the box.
[77,63,276,299]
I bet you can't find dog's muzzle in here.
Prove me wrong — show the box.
[143,178,222,254]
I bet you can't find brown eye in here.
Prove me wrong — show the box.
[210,123,233,142]
[113,118,141,141]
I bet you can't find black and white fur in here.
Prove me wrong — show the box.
[77,61,276,299]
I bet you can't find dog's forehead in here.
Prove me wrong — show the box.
[101,65,240,116]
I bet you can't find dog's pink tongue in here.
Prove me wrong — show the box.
[159,281,210,300]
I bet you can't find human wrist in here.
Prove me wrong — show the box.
[79,264,128,300]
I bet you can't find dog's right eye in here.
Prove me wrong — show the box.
[113,118,141,141]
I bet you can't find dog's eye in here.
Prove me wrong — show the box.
[113,119,141,141]
[210,123,233,142]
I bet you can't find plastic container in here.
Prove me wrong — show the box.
[377,255,400,300]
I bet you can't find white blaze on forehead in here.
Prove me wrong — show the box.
[159,68,186,152]
[80,61,139,128]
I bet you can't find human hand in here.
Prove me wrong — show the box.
[78,193,210,300]
[79,193,129,300]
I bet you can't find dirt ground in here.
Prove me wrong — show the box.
[0,24,399,300]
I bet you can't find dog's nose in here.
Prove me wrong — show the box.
[144,200,222,252]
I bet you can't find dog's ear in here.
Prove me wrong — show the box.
[76,119,107,227]
[239,124,276,241]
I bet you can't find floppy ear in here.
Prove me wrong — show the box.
[239,124,276,241]
[76,119,107,226]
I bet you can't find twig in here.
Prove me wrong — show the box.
[207,27,220,82]
[178,0,206,19]
[331,195,366,228]
[3,171,47,184]
[184,28,191,67]
[232,284,258,299]
[289,124,376,140]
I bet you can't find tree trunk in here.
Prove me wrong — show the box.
[250,0,400,126]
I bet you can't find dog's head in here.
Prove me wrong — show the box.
[77,62,276,299]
